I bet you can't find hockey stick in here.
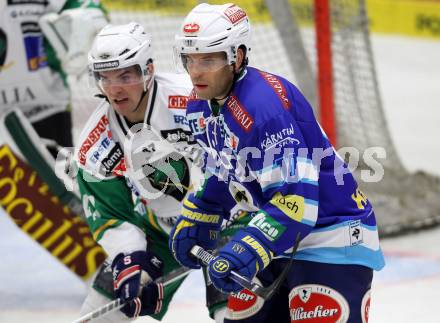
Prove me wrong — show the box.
[71,266,192,323]
[190,233,301,300]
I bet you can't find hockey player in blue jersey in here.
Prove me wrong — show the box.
[169,3,385,322]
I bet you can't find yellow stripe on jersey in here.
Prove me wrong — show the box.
[147,207,163,233]
[93,219,119,241]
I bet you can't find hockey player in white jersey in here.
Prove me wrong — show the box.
[76,22,232,321]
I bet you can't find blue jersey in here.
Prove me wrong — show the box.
[186,67,384,271]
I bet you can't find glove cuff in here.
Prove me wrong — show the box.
[233,230,273,270]
[111,250,164,290]
[181,195,223,227]
[187,193,224,213]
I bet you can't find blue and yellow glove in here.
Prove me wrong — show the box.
[208,230,273,293]
[169,194,223,268]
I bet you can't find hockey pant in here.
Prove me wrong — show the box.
[81,209,253,321]
[223,258,373,323]
[81,220,186,321]
[81,217,231,321]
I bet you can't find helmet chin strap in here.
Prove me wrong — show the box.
[132,73,154,113]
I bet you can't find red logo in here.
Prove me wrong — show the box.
[226,95,254,132]
[198,116,205,129]
[226,288,264,320]
[224,4,247,24]
[361,289,370,323]
[229,134,239,150]
[168,95,188,109]
[289,284,349,322]
[259,70,291,110]
[183,23,200,33]
[112,158,126,177]
[79,115,109,165]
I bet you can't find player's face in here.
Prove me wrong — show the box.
[97,66,146,122]
[183,52,234,100]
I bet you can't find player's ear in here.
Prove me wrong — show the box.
[234,47,245,73]
[146,60,154,76]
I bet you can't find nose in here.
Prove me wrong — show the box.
[105,84,124,97]
[188,65,203,80]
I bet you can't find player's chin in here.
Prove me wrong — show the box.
[112,100,131,112]
[194,87,213,100]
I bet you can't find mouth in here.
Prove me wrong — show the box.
[113,98,129,107]
[194,84,208,90]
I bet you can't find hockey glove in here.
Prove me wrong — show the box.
[169,194,223,269]
[208,230,273,293]
[111,250,164,318]
[39,8,107,76]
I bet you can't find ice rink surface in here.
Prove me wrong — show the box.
[1,35,439,322]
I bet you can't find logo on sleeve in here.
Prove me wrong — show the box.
[289,284,349,322]
[168,95,188,109]
[249,212,286,241]
[270,193,305,221]
[351,188,369,210]
[259,71,291,110]
[260,124,300,150]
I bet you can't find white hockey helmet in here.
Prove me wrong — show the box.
[88,22,153,88]
[174,3,251,68]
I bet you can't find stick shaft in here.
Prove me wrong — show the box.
[71,266,192,323]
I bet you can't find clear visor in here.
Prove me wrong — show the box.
[174,49,229,73]
[92,65,145,89]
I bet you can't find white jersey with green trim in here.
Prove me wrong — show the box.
[0,0,70,122]
[76,73,203,239]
